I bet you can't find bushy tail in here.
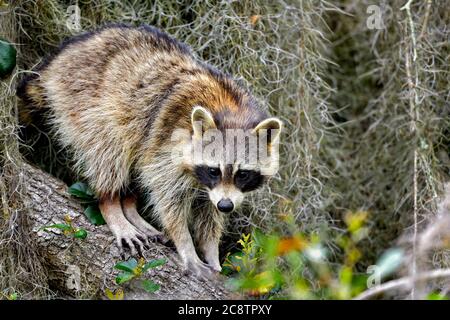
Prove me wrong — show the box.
[16,74,47,108]
[16,74,47,124]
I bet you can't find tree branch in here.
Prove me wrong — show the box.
[354,269,450,300]
[21,162,231,299]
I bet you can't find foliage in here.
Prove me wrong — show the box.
[112,257,166,295]
[68,182,105,226]
[224,212,406,299]
[0,38,16,78]
[426,292,449,301]
[1,290,19,300]
[104,288,124,300]
[41,215,88,239]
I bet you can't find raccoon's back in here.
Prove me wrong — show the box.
[19,24,191,112]
[17,24,196,196]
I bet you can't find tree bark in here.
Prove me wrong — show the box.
[21,162,231,300]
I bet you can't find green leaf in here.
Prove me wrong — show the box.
[68,182,95,200]
[105,288,124,300]
[73,229,88,239]
[221,252,244,276]
[339,266,353,286]
[263,235,279,258]
[375,248,404,279]
[142,259,166,272]
[141,279,160,293]
[115,258,138,273]
[115,272,135,284]
[84,205,105,225]
[41,223,72,232]
[0,39,16,78]
[251,229,265,249]
[427,292,449,300]
[351,274,369,295]
[8,293,18,300]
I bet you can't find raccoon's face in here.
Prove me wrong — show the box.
[194,164,264,212]
[190,106,282,213]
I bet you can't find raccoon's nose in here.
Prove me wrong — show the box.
[217,199,234,213]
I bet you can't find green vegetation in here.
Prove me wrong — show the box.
[41,215,88,240]
[68,182,105,226]
[113,257,166,296]
[223,211,406,299]
[0,39,16,78]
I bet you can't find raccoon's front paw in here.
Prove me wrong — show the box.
[111,224,149,257]
[183,260,218,280]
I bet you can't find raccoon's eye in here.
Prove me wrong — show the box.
[236,170,249,180]
[208,167,221,177]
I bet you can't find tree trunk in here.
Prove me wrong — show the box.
[21,162,231,299]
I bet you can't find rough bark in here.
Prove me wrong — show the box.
[21,162,231,300]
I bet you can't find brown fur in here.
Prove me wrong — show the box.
[19,24,276,278]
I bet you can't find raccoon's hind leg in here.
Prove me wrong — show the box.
[99,195,149,256]
[121,195,168,244]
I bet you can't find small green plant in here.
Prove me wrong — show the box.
[104,288,124,300]
[68,182,105,226]
[41,215,88,239]
[141,279,161,293]
[1,290,18,300]
[223,211,405,299]
[426,292,449,300]
[114,257,166,294]
[222,233,258,275]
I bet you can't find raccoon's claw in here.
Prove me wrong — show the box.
[113,226,149,257]
[183,260,218,281]
[149,233,169,245]
[122,210,169,245]
[134,228,169,246]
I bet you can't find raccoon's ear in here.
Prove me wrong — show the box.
[191,106,216,137]
[252,117,283,144]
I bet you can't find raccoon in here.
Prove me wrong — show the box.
[18,24,282,279]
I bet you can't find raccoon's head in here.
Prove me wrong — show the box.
[190,106,282,213]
